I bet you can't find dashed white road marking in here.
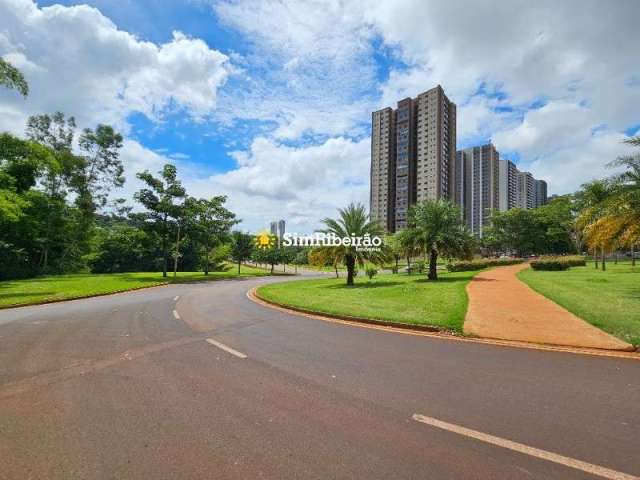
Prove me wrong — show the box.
[206,338,247,359]
[172,310,180,320]
[174,296,180,301]
[412,414,638,480]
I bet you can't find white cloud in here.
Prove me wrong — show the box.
[0,0,230,134]
[201,136,371,231]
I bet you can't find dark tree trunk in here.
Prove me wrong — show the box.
[173,223,181,278]
[237,260,241,274]
[334,264,339,278]
[345,254,355,285]
[407,255,411,275]
[594,248,598,269]
[270,262,274,274]
[632,245,636,267]
[204,247,209,275]
[601,247,606,271]
[428,248,438,281]
[395,255,399,271]
[162,214,168,278]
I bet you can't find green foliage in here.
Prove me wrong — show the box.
[87,225,161,273]
[319,202,386,285]
[446,257,524,272]
[484,198,576,256]
[230,231,254,273]
[134,164,186,277]
[405,199,474,280]
[530,256,586,271]
[0,58,29,96]
[365,267,377,280]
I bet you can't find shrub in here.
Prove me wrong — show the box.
[413,260,426,274]
[391,266,398,274]
[446,257,524,272]
[530,256,586,271]
[365,267,378,280]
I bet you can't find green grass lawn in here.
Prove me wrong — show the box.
[518,262,640,346]
[256,271,477,332]
[0,264,270,308]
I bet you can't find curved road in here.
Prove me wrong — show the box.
[0,275,638,479]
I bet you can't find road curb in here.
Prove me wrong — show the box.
[248,287,640,361]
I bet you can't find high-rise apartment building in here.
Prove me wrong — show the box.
[498,158,518,211]
[370,108,396,231]
[516,171,535,209]
[370,85,456,231]
[534,179,548,207]
[455,144,500,237]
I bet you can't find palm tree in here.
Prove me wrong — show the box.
[575,180,614,269]
[407,200,472,281]
[394,227,422,274]
[319,203,386,286]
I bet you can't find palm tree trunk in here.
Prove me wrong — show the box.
[428,248,438,281]
[345,254,355,285]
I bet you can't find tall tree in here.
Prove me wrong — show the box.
[407,200,472,280]
[319,203,386,286]
[76,125,124,213]
[230,231,254,274]
[185,196,237,275]
[0,58,29,97]
[134,164,186,277]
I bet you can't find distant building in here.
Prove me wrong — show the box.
[269,220,286,247]
[498,159,518,212]
[370,85,457,232]
[534,179,548,207]
[456,144,548,236]
[455,144,500,237]
[516,171,535,209]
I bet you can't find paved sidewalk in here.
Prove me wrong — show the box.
[464,263,635,351]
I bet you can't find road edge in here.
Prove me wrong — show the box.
[248,287,640,361]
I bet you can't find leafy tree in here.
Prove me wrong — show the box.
[76,125,124,213]
[406,200,472,280]
[0,58,29,96]
[185,196,237,274]
[88,225,160,273]
[134,164,186,277]
[319,202,386,286]
[309,246,341,277]
[230,231,254,274]
[252,245,285,274]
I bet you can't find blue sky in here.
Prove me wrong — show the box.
[1,0,639,231]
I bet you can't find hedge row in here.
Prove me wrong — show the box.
[529,256,587,271]
[446,257,524,272]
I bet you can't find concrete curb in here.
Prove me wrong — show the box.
[248,287,640,361]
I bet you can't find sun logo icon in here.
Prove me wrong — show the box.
[255,230,276,249]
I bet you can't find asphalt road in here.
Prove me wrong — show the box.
[0,274,639,480]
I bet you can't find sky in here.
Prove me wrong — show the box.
[0,0,639,233]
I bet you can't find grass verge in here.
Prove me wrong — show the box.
[0,264,271,308]
[518,262,640,346]
[255,271,477,332]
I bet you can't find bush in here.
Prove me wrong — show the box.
[413,260,426,274]
[390,266,398,274]
[530,256,586,271]
[365,267,378,280]
[446,257,524,272]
